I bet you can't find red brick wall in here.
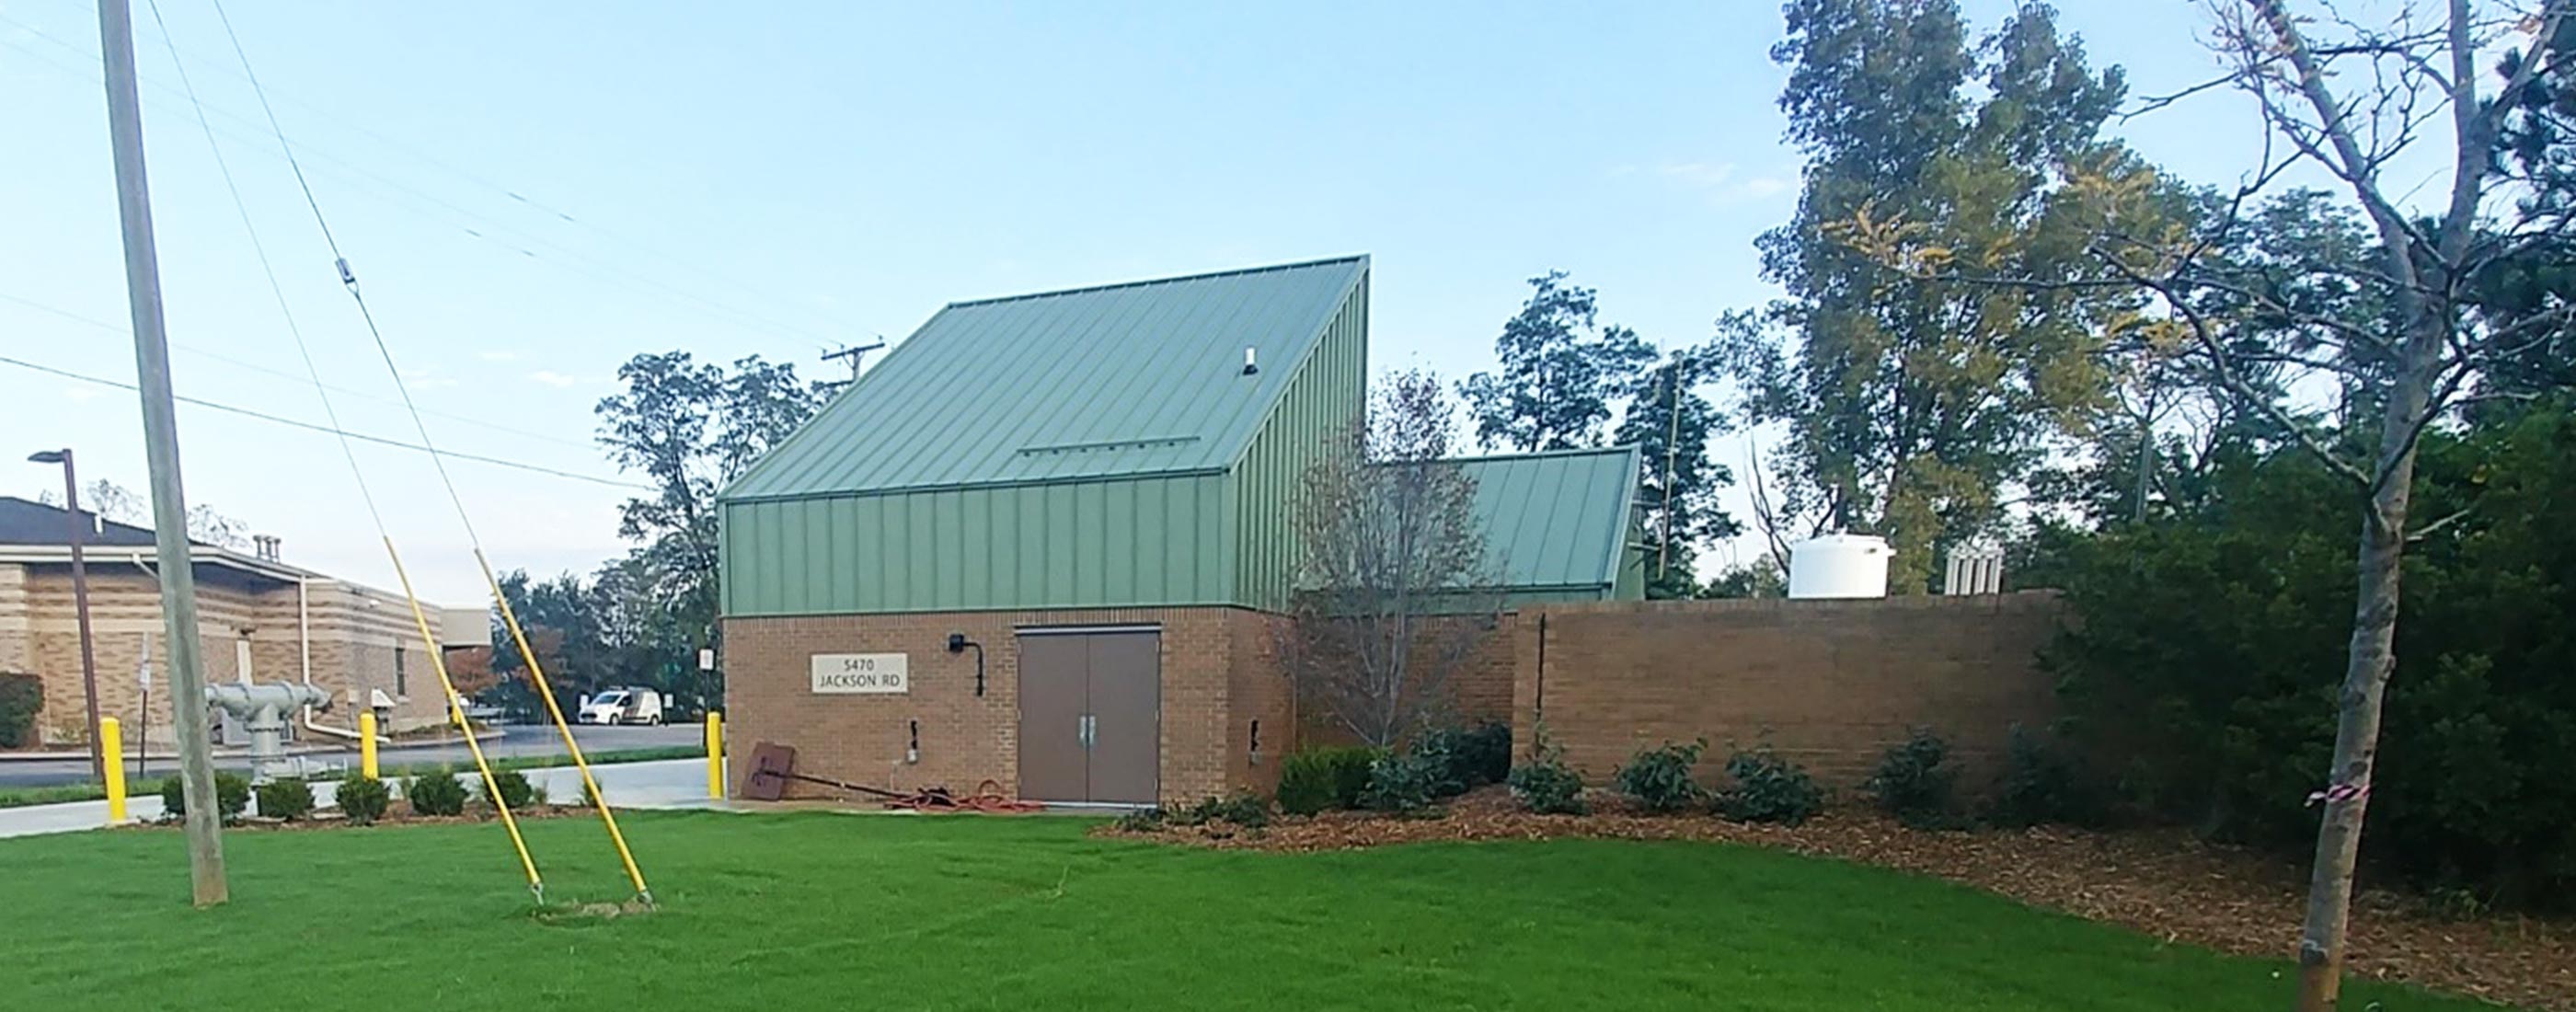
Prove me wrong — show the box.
[1225,609,1294,795]
[1451,612,1516,724]
[723,606,1286,804]
[1512,592,2063,792]
[1292,613,1513,747]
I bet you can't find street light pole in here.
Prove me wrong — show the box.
[28,450,104,783]
[94,0,226,905]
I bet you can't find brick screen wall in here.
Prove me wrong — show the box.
[1293,613,1515,748]
[1512,592,2064,792]
[723,605,1289,804]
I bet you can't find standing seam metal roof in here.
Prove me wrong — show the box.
[1454,446,1641,590]
[723,256,1370,500]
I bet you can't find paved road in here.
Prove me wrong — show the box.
[0,723,702,788]
[0,758,716,840]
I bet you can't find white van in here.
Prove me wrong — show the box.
[576,688,664,726]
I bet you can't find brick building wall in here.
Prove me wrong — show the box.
[1291,613,1515,748]
[3,562,452,750]
[723,605,1290,804]
[1512,592,2063,792]
[0,564,29,680]
[1225,608,1294,796]
[1452,612,1516,724]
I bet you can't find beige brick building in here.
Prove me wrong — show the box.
[0,497,473,751]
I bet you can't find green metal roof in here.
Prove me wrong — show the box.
[725,256,1370,500]
[1456,446,1641,592]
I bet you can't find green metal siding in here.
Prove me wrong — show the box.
[1455,447,1641,593]
[725,257,1370,500]
[1612,541,1647,601]
[1230,274,1369,609]
[719,473,1232,615]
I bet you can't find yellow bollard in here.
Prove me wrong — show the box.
[359,710,379,779]
[706,711,724,799]
[100,717,127,824]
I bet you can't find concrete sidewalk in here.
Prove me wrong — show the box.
[0,724,701,789]
[0,759,719,840]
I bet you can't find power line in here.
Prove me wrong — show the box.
[0,290,596,452]
[0,352,650,490]
[206,0,482,546]
[147,0,386,531]
[51,0,859,337]
[0,15,851,348]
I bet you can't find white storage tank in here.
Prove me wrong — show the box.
[1788,534,1891,599]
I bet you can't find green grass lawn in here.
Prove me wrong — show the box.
[0,811,2497,1011]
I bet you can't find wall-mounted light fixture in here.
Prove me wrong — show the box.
[946,633,985,696]
[906,719,920,765]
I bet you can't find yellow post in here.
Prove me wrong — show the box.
[705,711,724,799]
[359,711,379,779]
[100,717,127,824]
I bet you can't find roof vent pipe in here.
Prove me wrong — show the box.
[1242,346,1259,375]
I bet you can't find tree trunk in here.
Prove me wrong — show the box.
[2294,355,2431,1012]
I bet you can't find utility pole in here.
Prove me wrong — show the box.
[96,0,226,906]
[820,339,886,387]
[27,450,105,782]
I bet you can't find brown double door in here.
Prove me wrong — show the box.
[1016,628,1159,804]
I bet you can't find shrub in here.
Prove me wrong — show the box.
[408,768,467,816]
[1179,793,1271,829]
[1507,746,1587,815]
[1274,745,1381,815]
[1717,747,1823,825]
[1867,728,1959,830]
[478,769,535,809]
[2029,407,2576,907]
[1123,794,1270,832]
[159,772,251,821]
[0,672,41,748]
[1615,740,1707,814]
[254,778,315,820]
[1359,753,1444,815]
[336,774,392,825]
[1986,725,2103,829]
[1112,806,1167,833]
[1415,722,1512,792]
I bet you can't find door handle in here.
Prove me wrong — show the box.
[1078,714,1094,748]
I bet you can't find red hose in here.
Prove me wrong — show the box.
[881,779,1045,814]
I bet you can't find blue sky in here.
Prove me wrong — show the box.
[1,1,2331,602]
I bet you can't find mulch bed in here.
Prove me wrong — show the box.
[1101,788,2576,1011]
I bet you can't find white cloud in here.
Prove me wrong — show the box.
[1657,160,1741,188]
[525,370,582,388]
[401,369,457,391]
[1636,160,1797,206]
[477,351,522,362]
[63,385,101,403]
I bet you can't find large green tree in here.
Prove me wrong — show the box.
[484,569,615,720]
[1466,272,1738,596]
[1459,271,1657,453]
[1719,0,2132,591]
[594,351,825,705]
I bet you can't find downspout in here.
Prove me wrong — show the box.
[296,577,384,745]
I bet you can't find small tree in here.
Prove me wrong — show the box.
[1282,372,1500,749]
